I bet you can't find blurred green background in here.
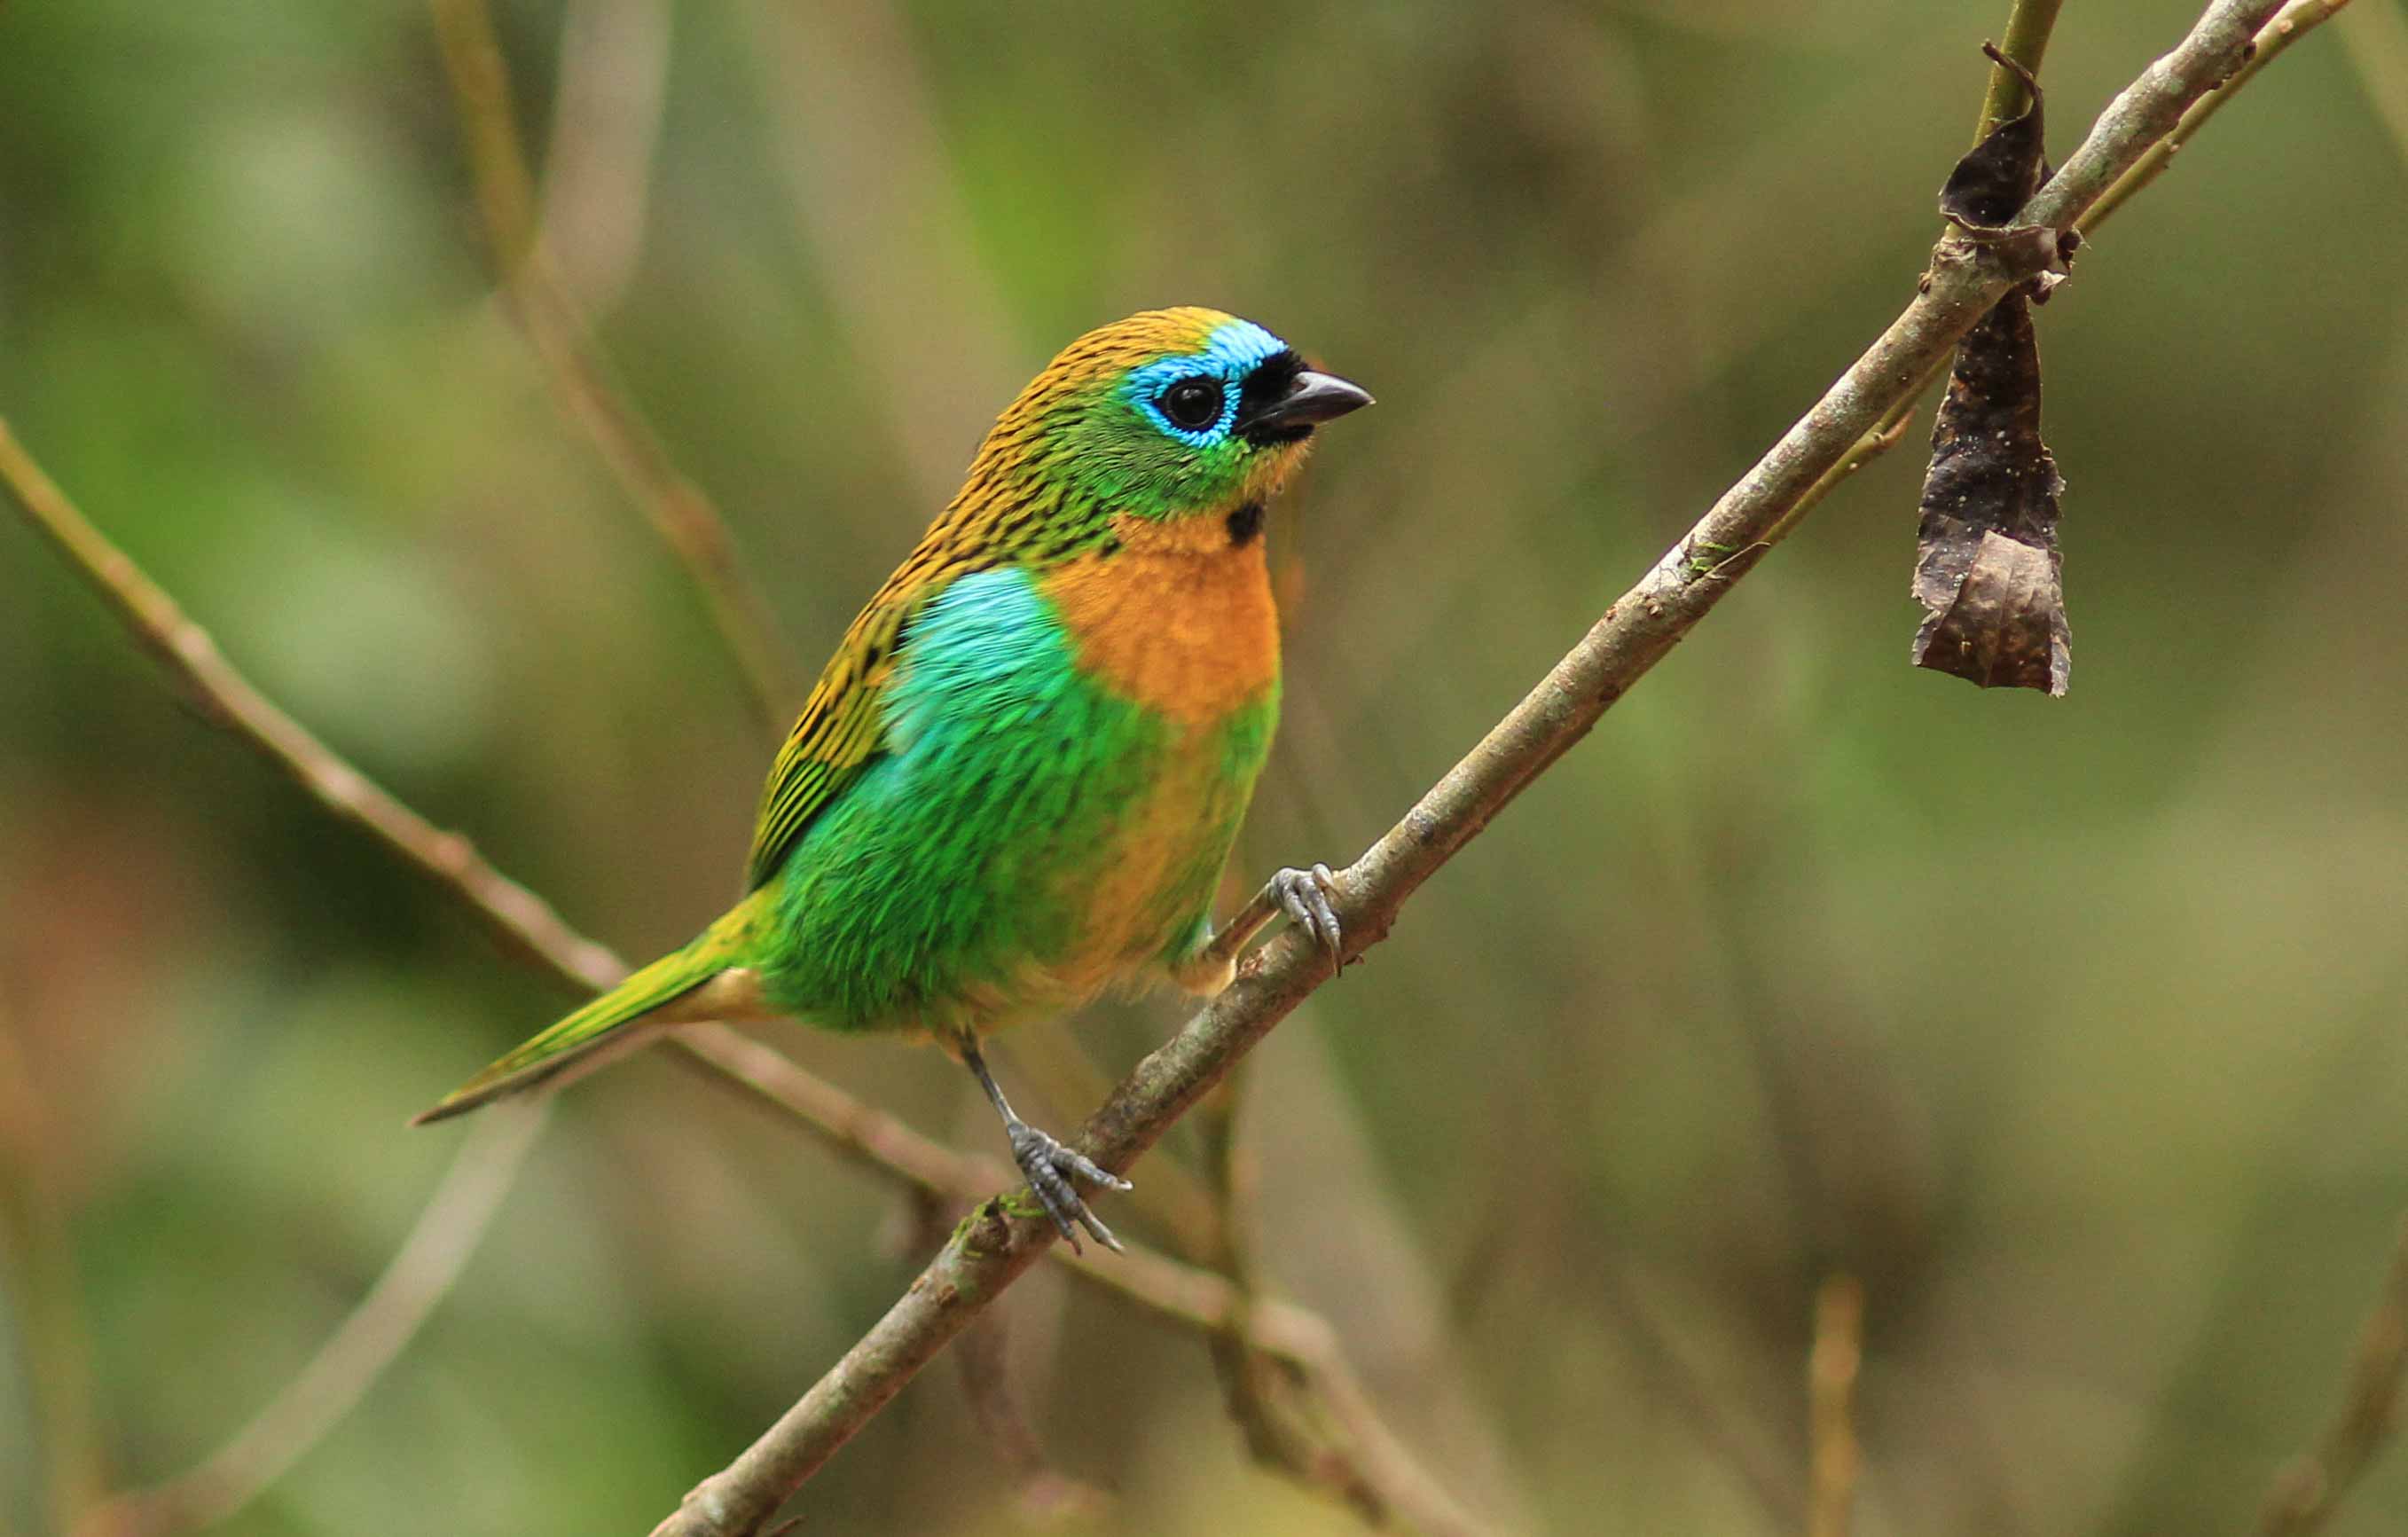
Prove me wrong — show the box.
[6,1,2408,1533]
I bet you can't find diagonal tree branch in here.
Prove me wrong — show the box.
[645,4,2311,1532]
[0,423,625,1000]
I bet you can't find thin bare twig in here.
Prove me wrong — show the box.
[2253,1219,2408,1537]
[1808,1276,1867,1537]
[0,1014,106,1533]
[1191,1070,1502,1537]
[645,6,2302,1532]
[1588,1259,1802,1530]
[0,421,625,997]
[1195,1068,1387,1526]
[0,416,1455,1532]
[75,1103,547,1537]
[537,0,671,315]
[741,0,1022,506]
[911,1191,1112,1525]
[1976,0,2069,140]
[428,0,805,733]
[2080,0,2358,234]
[947,1292,1112,1524]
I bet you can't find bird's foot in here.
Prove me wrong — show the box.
[1007,1117,1130,1255]
[1271,863,1345,976]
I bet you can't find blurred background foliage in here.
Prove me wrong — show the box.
[4,1,2408,1533]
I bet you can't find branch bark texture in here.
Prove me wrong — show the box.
[649,4,2293,1532]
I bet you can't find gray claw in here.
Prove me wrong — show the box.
[1007,1120,1129,1254]
[1073,1203,1123,1254]
[1273,863,1345,974]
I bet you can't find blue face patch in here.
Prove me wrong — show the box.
[1122,319,1291,448]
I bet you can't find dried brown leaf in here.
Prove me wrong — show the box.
[1911,292,2071,695]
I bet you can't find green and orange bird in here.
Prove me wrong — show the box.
[416,308,1370,1251]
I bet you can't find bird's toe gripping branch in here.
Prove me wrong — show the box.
[1270,863,1345,976]
[962,1039,1129,1254]
[1180,861,1349,991]
[1007,1118,1130,1255]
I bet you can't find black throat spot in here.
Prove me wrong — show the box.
[1226,500,1265,547]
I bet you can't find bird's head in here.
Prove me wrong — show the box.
[961,307,1371,541]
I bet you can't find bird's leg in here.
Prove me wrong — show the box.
[1178,864,1345,991]
[961,1039,1129,1255]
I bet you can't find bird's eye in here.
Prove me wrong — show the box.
[1157,376,1225,432]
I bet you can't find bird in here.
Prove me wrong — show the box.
[414,307,1371,1252]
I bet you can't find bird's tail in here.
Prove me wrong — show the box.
[411,897,769,1125]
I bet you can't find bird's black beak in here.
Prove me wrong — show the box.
[1235,369,1375,445]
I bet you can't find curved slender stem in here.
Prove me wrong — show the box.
[2253,1219,2408,1537]
[1977,0,2068,140]
[429,0,806,733]
[1807,1275,1867,1537]
[74,1103,547,1537]
[0,1016,106,1532]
